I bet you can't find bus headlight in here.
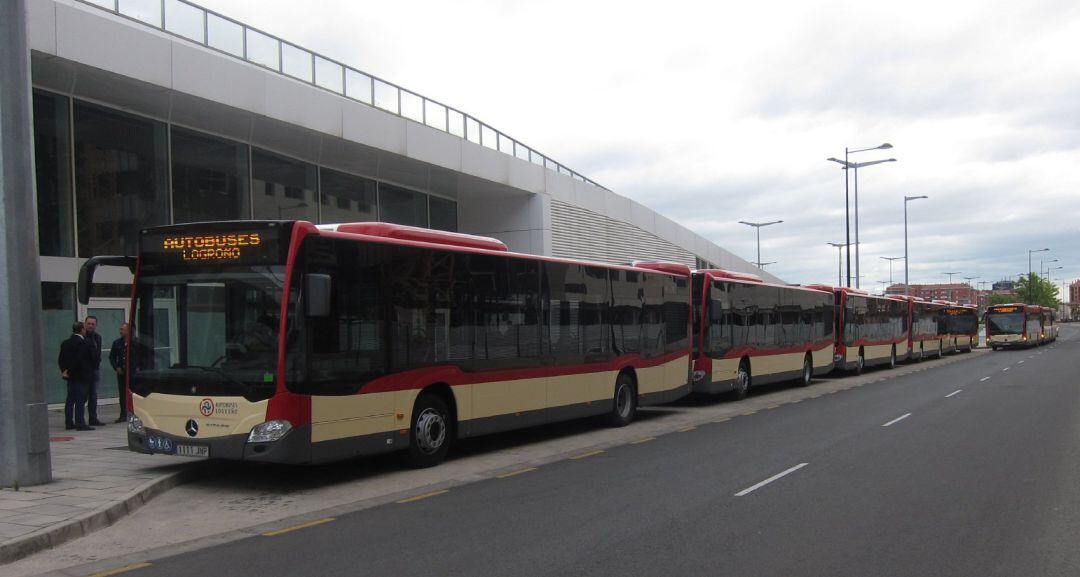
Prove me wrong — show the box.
[128,415,145,435]
[248,420,292,443]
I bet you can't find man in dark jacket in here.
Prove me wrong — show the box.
[109,323,130,423]
[84,315,105,426]
[58,321,95,431]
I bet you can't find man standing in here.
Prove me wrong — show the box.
[110,323,130,423]
[84,315,105,427]
[58,321,94,431]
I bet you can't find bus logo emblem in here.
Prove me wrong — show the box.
[186,419,199,437]
[199,398,214,417]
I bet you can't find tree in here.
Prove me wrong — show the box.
[988,293,1016,306]
[1015,273,1060,308]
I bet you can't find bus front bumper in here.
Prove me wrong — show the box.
[128,426,312,463]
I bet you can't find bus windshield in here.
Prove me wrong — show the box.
[986,312,1024,335]
[131,266,287,401]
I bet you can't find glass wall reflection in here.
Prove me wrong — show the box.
[172,128,250,223]
[319,168,377,224]
[74,102,169,257]
[251,149,319,221]
[380,184,428,228]
[33,90,75,257]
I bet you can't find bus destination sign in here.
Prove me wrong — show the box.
[161,233,263,262]
[990,305,1019,313]
[141,225,284,267]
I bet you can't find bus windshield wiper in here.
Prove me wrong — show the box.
[193,365,253,390]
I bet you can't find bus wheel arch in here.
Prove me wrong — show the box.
[607,368,638,427]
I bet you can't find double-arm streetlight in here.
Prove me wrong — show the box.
[942,272,961,301]
[1047,265,1063,280]
[827,142,895,288]
[739,220,783,271]
[880,256,903,287]
[904,195,928,295]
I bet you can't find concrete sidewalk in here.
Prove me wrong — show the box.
[0,402,203,564]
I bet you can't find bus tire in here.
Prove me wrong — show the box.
[855,348,865,375]
[889,346,897,369]
[733,359,751,400]
[937,341,944,359]
[606,372,637,427]
[799,353,813,387]
[407,393,452,468]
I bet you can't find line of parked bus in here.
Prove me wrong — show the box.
[985,303,1058,349]
[77,220,1000,466]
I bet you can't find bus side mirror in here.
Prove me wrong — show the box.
[78,256,136,305]
[304,274,332,317]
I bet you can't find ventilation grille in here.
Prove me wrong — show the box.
[550,200,696,267]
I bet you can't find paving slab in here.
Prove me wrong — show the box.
[0,403,205,564]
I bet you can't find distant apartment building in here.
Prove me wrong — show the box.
[885,283,978,305]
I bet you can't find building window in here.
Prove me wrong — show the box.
[171,127,250,223]
[33,90,75,257]
[318,168,376,224]
[429,195,458,232]
[251,149,318,221]
[379,183,428,227]
[73,102,169,257]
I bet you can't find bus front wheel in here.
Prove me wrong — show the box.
[607,372,637,427]
[407,393,452,468]
[889,346,897,369]
[799,353,813,387]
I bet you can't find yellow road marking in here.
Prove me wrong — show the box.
[790,399,802,403]
[678,426,697,432]
[396,490,449,504]
[88,563,152,577]
[630,436,656,444]
[713,417,731,423]
[570,449,604,460]
[765,405,779,410]
[262,517,335,536]
[496,467,538,479]
[742,410,758,416]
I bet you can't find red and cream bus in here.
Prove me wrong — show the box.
[985,303,1041,350]
[1039,307,1058,343]
[79,221,693,466]
[939,303,978,353]
[690,270,834,399]
[809,286,909,372]
[899,297,948,359]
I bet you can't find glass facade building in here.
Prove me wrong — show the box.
[33,88,458,403]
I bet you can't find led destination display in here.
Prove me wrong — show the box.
[140,223,287,267]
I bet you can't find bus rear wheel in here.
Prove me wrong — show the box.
[799,353,813,387]
[607,372,637,427]
[889,346,897,369]
[733,360,751,400]
[855,348,866,375]
[937,342,944,359]
[407,393,452,468]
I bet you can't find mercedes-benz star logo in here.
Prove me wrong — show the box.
[185,419,199,437]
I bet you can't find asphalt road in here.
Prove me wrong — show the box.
[86,329,1080,577]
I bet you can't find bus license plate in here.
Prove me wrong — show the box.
[176,444,209,459]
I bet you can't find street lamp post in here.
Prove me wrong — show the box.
[941,272,960,301]
[904,195,928,296]
[827,242,849,286]
[1027,248,1049,304]
[739,220,782,272]
[881,256,903,287]
[1041,258,1058,279]
[827,143,895,288]
[757,261,777,269]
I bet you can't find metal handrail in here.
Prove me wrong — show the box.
[77,0,607,190]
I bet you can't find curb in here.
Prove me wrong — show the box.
[0,463,210,565]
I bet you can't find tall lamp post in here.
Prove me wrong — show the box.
[963,276,977,304]
[827,142,895,289]
[1028,248,1049,280]
[941,271,960,301]
[881,256,903,288]
[904,195,928,295]
[827,242,849,286]
[1041,258,1058,279]
[739,220,782,272]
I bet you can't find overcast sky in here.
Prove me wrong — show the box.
[199,0,1080,292]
